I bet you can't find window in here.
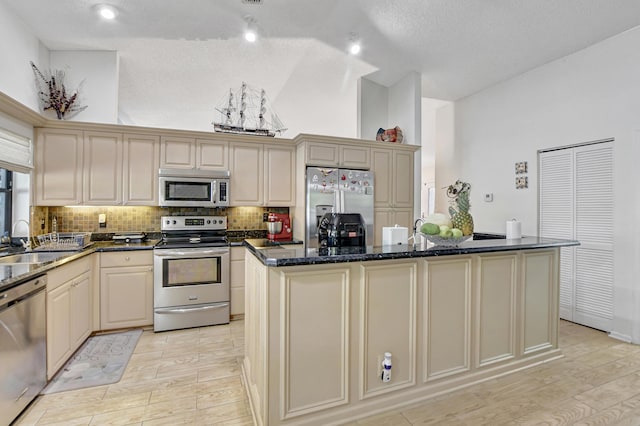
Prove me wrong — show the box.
[0,168,12,238]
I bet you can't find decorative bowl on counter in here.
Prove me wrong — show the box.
[423,233,471,247]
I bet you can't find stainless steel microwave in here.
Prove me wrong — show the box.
[159,169,230,207]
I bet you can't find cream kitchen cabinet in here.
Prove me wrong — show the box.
[197,138,229,170]
[372,147,415,245]
[264,144,295,206]
[230,246,246,317]
[35,128,84,205]
[46,255,93,379]
[123,134,160,205]
[100,251,154,330]
[159,136,229,171]
[372,148,414,209]
[374,208,414,246]
[305,141,370,169]
[229,142,295,206]
[159,136,196,169]
[230,142,263,205]
[83,131,123,205]
[35,128,158,206]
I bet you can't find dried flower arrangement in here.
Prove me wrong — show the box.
[30,61,87,120]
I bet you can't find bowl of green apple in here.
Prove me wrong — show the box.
[419,222,470,247]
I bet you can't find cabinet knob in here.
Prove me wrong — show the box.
[125,256,130,261]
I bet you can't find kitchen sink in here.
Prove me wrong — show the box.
[0,251,75,265]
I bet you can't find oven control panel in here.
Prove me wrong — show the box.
[161,216,227,231]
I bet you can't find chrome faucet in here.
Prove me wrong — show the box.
[11,219,31,251]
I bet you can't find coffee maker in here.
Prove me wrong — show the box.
[266,213,292,240]
[317,213,366,248]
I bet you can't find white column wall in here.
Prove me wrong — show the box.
[441,26,640,343]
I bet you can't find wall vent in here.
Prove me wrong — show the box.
[242,0,262,4]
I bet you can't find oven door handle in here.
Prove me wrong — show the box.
[155,303,229,314]
[154,249,229,257]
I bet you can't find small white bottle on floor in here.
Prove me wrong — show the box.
[381,352,392,382]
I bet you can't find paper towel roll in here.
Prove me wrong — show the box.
[506,219,522,239]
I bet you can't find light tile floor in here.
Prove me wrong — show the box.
[16,320,640,425]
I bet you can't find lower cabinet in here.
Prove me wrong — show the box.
[100,251,154,330]
[46,255,93,379]
[230,246,245,317]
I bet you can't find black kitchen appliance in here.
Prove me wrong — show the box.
[318,213,366,248]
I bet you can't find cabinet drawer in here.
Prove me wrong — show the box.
[230,246,245,261]
[47,255,92,292]
[100,251,152,268]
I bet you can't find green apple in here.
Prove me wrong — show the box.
[451,228,463,238]
[439,225,452,238]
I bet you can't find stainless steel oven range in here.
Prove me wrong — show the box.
[153,216,230,332]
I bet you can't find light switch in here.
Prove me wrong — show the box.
[484,193,493,202]
[99,213,106,228]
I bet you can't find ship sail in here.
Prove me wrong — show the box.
[212,82,286,137]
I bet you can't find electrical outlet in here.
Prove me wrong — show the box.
[263,213,269,222]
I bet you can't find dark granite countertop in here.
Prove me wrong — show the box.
[244,235,580,267]
[0,240,159,292]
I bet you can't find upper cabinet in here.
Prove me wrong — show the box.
[230,142,264,206]
[83,132,123,205]
[35,128,158,206]
[305,141,370,169]
[197,139,229,170]
[159,136,196,169]
[35,128,84,205]
[123,134,160,205]
[372,148,414,209]
[264,144,295,206]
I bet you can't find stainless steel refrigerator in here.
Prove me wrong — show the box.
[305,167,374,249]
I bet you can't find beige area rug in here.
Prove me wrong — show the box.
[41,329,142,394]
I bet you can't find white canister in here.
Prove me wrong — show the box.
[506,219,522,239]
[382,225,408,246]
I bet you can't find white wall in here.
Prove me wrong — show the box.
[440,26,640,343]
[0,1,47,110]
[421,98,451,217]
[50,51,119,123]
[358,77,388,140]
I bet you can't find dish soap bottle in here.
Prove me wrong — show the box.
[51,216,58,243]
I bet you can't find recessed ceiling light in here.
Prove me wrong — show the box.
[244,29,257,42]
[349,42,361,55]
[97,4,118,20]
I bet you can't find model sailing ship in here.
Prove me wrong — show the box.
[212,82,287,137]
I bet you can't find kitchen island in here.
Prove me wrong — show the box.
[242,235,579,426]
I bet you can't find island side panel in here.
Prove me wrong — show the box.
[277,267,351,420]
[476,253,518,367]
[358,261,418,399]
[423,257,472,382]
[522,249,559,354]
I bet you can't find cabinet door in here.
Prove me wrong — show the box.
[160,136,196,169]
[100,265,154,329]
[70,271,92,350]
[374,208,394,246]
[393,150,414,208]
[35,128,83,206]
[230,246,246,316]
[372,149,392,208]
[123,134,160,205]
[264,144,295,206]
[305,142,339,166]
[340,145,370,169]
[197,139,228,170]
[47,282,71,379]
[83,131,123,205]
[230,143,263,205]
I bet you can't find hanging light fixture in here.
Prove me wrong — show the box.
[244,16,258,42]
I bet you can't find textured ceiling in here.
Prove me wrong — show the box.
[5,0,640,101]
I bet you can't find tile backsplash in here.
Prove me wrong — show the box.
[33,206,289,234]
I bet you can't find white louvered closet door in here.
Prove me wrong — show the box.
[539,141,614,332]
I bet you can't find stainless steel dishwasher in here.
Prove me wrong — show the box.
[0,274,47,426]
